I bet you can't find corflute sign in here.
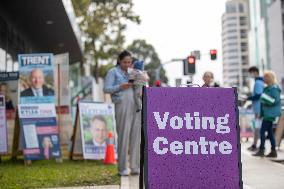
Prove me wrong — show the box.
[142,87,242,189]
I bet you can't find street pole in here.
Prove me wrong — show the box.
[155,58,184,81]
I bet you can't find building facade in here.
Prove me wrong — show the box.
[248,0,272,74]
[0,0,83,72]
[268,0,284,88]
[222,0,250,89]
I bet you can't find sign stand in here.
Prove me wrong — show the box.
[139,87,146,189]
[11,109,21,161]
[70,105,83,160]
[11,109,32,165]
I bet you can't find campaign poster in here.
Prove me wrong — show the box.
[143,87,241,189]
[239,108,254,138]
[79,102,117,160]
[0,94,8,154]
[19,104,61,160]
[0,72,18,154]
[18,54,55,104]
[0,72,19,111]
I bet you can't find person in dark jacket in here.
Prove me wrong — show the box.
[246,66,264,151]
[20,69,54,97]
[254,71,281,158]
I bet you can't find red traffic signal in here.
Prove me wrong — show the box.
[210,49,217,60]
[187,56,196,64]
[155,80,161,87]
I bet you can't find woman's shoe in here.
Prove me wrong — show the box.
[130,168,140,175]
[119,169,129,176]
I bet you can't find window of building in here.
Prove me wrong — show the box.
[227,17,237,21]
[226,3,237,13]
[227,23,237,27]
[241,47,247,52]
[228,56,239,59]
[241,42,247,47]
[240,29,247,38]
[227,36,238,40]
[240,17,247,26]
[228,49,238,53]
[228,42,238,46]
[228,29,237,33]
[239,3,244,13]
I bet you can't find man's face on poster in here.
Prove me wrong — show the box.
[90,119,108,145]
[30,69,45,89]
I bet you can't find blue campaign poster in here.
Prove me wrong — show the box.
[19,104,61,160]
[18,54,55,104]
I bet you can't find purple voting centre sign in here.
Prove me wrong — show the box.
[142,87,242,189]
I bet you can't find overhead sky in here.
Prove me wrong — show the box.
[125,0,227,86]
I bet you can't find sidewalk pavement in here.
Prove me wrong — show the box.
[242,140,284,189]
[120,141,284,189]
[48,140,284,189]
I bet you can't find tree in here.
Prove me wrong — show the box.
[72,0,140,80]
[127,39,168,86]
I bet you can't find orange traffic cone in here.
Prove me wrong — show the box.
[104,132,117,165]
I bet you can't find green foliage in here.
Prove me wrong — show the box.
[0,158,119,189]
[127,39,168,86]
[72,0,140,79]
[98,63,115,78]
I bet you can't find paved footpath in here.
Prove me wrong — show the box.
[241,141,284,189]
[120,141,284,189]
[49,141,284,189]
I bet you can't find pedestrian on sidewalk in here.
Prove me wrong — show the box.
[254,71,281,158]
[246,66,264,151]
[103,50,140,176]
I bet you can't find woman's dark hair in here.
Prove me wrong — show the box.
[117,50,132,65]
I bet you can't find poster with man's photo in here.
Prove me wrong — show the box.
[19,104,61,160]
[18,54,55,104]
[79,102,117,160]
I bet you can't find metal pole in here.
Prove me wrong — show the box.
[155,59,184,81]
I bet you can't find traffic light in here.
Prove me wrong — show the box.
[155,80,161,87]
[210,49,217,60]
[183,56,196,75]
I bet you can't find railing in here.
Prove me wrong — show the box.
[71,81,92,105]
